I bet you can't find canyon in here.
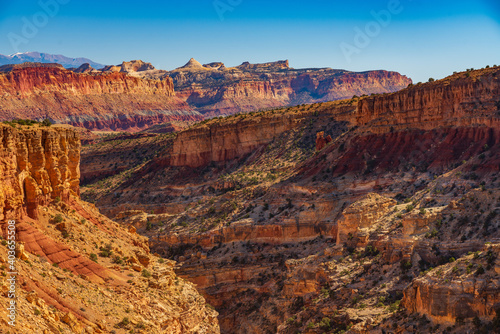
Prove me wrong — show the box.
[80,66,500,333]
[0,123,219,333]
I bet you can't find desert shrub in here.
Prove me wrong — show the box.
[41,119,52,127]
[53,214,64,223]
[99,244,113,257]
[400,260,412,272]
[116,317,130,328]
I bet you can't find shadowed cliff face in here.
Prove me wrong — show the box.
[0,123,219,333]
[0,65,201,131]
[81,66,500,333]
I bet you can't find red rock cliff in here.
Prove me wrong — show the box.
[158,103,353,168]
[0,65,201,131]
[355,69,500,132]
[170,64,412,117]
[0,124,80,220]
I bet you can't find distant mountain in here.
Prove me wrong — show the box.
[0,52,104,69]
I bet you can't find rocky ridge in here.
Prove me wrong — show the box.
[0,59,410,131]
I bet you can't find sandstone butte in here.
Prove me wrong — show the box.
[80,66,500,333]
[113,59,413,117]
[0,123,219,333]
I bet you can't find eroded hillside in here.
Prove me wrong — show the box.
[81,66,500,333]
[0,123,219,333]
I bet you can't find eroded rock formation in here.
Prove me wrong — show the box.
[0,64,200,131]
[129,59,412,117]
[0,123,219,333]
[81,67,500,333]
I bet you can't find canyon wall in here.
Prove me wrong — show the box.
[166,113,306,168]
[0,123,219,333]
[356,69,500,132]
[0,60,412,130]
[148,68,500,171]
[0,124,80,220]
[0,64,201,131]
[164,60,412,117]
[153,102,354,169]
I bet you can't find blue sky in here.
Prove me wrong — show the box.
[0,0,498,82]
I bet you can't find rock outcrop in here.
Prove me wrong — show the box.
[355,69,500,132]
[336,193,396,246]
[0,123,219,333]
[112,59,412,117]
[315,131,332,151]
[0,64,201,131]
[164,112,310,168]
[0,124,80,220]
[402,246,500,324]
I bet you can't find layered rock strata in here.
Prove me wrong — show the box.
[0,64,200,131]
[0,123,219,333]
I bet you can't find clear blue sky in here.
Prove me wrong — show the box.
[0,0,498,82]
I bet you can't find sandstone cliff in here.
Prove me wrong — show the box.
[0,123,80,220]
[355,68,500,132]
[113,59,412,117]
[0,123,219,333]
[0,60,411,130]
[0,64,201,131]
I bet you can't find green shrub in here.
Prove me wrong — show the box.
[99,244,113,257]
[53,214,64,223]
[475,264,485,275]
[116,317,130,328]
[112,256,123,265]
[400,260,412,271]
[389,300,401,312]
[41,119,52,127]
